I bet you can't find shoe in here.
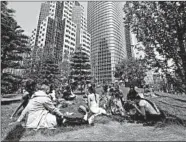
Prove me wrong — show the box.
[62,118,67,125]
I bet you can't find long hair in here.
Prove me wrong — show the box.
[25,79,37,95]
[88,85,96,94]
[88,84,98,103]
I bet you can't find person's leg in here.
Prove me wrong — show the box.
[99,107,107,115]
[88,113,98,124]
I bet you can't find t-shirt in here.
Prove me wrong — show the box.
[88,93,100,113]
[139,100,160,115]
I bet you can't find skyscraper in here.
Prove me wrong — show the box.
[87,2,127,83]
[32,1,76,63]
[72,1,91,55]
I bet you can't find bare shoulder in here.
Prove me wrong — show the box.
[139,100,147,106]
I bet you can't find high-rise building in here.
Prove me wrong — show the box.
[29,29,36,47]
[72,1,91,56]
[32,1,76,63]
[87,2,127,83]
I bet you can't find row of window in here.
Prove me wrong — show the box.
[66,20,76,27]
[65,38,75,45]
[82,40,90,45]
[65,34,75,41]
[65,24,76,32]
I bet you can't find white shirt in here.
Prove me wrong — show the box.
[17,90,62,129]
[139,100,160,115]
[88,93,100,113]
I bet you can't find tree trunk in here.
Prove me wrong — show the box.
[177,31,186,89]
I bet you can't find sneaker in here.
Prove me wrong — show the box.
[62,118,67,125]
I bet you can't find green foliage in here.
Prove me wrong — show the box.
[38,57,61,87]
[115,59,147,87]
[124,1,186,92]
[59,59,70,84]
[70,48,91,84]
[1,1,30,94]
[28,52,61,88]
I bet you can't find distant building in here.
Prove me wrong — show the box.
[87,2,127,83]
[31,1,77,63]
[72,1,91,56]
[29,29,36,47]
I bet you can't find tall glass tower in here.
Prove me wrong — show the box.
[87,2,127,83]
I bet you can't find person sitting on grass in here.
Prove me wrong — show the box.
[83,84,109,125]
[10,79,37,119]
[127,85,139,101]
[63,85,76,101]
[9,83,66,129]
[131,95,164,125]
[102,81,109,96]
[110,85,126,116]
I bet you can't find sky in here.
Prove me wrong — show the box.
[8,2,87,36]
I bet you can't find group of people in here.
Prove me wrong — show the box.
[9,79,165,130]
[9,80,109,129]
[98,82,165,125]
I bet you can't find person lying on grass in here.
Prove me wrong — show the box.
[130,95,164,125]
[10,79,37,119]
[9,83,66,130]
[83,84,109,125]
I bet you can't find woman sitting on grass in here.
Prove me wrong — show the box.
[83,84,109,125]
[131,95,165,125]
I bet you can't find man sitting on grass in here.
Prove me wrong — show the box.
[10,83,65,130]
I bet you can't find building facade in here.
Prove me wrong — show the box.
[87,2,127,83]
[72,1,91,56]
[32,1,76,63]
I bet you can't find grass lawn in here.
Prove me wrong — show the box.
[1,85,186,141]
[1,94,115,141]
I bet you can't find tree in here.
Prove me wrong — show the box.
[115,58,147,87]
[70,47,91,91]
[59,59,70,84]
[37,56,61,88]
[1,1,30,94]
[124,1,186,93]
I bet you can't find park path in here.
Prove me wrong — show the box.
[20,121,186,141]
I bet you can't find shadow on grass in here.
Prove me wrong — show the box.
[23,116,111,138]
[3,124,26,141]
